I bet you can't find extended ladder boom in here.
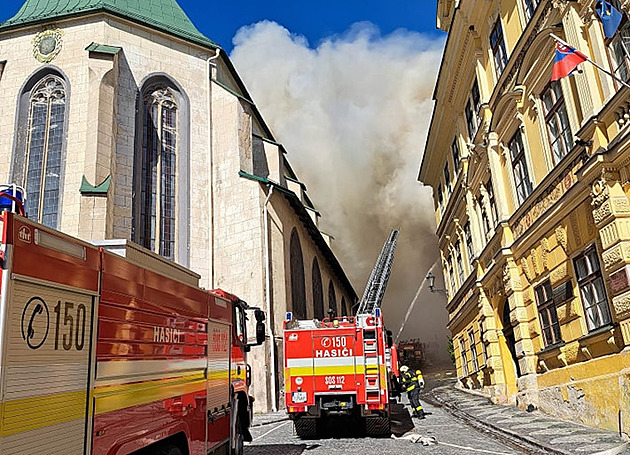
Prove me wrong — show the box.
[356,229,399,315]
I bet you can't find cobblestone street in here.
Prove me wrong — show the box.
[247,397,529,455]
[247,374,630,455]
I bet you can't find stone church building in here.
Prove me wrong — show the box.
[0,0,357,412]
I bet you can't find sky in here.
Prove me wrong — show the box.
[1,0,452,364]
[1,0,443,52]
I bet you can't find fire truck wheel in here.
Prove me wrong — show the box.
[232,398,245,455]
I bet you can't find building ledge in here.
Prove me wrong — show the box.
[537,341,566,357]
[577,323,617,345]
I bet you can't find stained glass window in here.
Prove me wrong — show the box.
[139,87,177,260]
[24,75,65,227]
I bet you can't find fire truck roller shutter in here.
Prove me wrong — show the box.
[208,319,231,414]
[0,277,97,454]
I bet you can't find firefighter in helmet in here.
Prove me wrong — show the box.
[399,365,425,419]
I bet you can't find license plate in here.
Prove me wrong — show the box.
[292,392,307,403]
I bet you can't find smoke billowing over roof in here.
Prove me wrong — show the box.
[231,21,451,367]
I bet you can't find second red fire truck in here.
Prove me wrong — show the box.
[283,230,400,438]
[0,207,265,455]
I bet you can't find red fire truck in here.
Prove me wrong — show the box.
[283,230,400,438]
[283,310,397,437]
[0,211,265,455]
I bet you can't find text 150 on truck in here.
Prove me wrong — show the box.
[0,207,265,455]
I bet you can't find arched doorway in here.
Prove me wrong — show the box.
[290,228,306,319]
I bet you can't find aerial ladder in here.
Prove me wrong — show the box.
[356,228,399,316]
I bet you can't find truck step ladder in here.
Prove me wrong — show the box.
[363,330,381,402]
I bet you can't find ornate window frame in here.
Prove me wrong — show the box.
[11,67,70,229]
[132,74,190,265]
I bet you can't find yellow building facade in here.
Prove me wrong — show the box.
[421,0,630,435]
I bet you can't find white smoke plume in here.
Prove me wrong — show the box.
[231,21,452,367]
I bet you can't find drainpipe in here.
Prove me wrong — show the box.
[207,48,220,288]
[263,185,277,412]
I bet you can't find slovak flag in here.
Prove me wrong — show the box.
[551,43,588,81]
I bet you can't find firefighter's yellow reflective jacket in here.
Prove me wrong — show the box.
[400,369,424,392]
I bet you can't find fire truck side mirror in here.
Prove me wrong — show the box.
[386,329,393,348]
[245,308,267,346]
[254,308,265,322]
[255,321,266,345]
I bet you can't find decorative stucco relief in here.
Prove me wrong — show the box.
[587,210,596,236]
[541,238,550,270]
[531,248,542,275]
[593,200,612,225]
[603,244,624,269]
[570,212,582,247]
[599,223,620,250]
[614,292,630,319]
[521,257,534,282]
[555,225,568,251]
[591,177,610,209]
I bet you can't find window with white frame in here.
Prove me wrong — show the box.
[447,255,456,292]
[486,179,498,228]
[478,195,491,240]
[574,247,612,331]
[608,12,630,84]
[535,280,562,346]
[468,329,479,371]
[490,19,508,77]
[444,163,451,195]
[523,0,541,22]
[452,138,461,172]
[456,240,464,285]
[479,321,488,363]
[23,75,66,228]
[542,83,573,165]
[459,337,469,375]
[465,79,482,139]
[464,221,474,266]
[509,130,533,205]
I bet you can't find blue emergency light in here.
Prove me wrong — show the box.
[0,184,25,215]
[286,312,293,321]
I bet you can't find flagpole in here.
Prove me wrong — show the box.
[550,33,630,89]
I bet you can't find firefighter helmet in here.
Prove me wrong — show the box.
[400,365,409,373]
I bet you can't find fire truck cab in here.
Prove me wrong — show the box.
[0,208,265,455]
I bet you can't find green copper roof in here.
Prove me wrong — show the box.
[0,0,219,49]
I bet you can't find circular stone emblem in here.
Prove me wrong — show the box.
[32,29,63,63]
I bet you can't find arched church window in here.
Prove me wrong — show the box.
[139,86,177,260]
[328,281,337,318]
[290,228,306,319]
[23,75,66,227]
[312,258,324,320]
